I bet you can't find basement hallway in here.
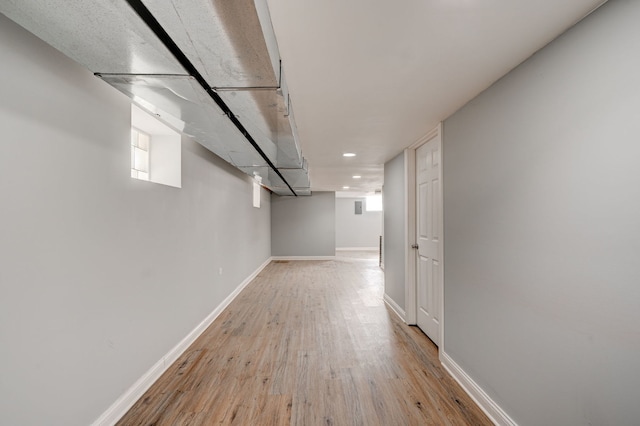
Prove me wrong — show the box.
[117,253,491,425]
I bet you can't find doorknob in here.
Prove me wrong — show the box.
[411,244,419,249]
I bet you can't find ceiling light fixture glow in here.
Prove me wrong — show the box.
[342,186,350,189]
[352,175,361,179]
[343,153,356,157]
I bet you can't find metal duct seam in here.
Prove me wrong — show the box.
[123,0,297,196]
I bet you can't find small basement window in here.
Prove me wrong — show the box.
[130,104,181,188]
[253,175,262,208]
[130,128,150,181]
[366,194,383,212]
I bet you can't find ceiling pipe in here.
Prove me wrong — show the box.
[123,0,297,196]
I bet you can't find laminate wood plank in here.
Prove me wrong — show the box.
[116,257,491,425]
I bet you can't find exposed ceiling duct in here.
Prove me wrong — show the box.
[1,0,310,196]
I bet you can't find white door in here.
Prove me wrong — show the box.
[415,138,442,346]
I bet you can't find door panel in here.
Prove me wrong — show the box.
[419,183,429,239]
[432,179,440,242]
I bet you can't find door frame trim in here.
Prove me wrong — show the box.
[404,123,444,351]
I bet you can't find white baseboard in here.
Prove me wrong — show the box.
[336,247,378,251]
[383,293,406,322]
[440,352,517,426]
[271,256,335,261]
[91,257,272,426]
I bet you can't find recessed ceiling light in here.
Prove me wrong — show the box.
[343,153,356,157]
[342,186,350,189]
[352,175,361,179]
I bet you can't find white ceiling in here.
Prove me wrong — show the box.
[265,0,606,193]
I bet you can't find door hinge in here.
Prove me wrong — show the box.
[411,244,419,249]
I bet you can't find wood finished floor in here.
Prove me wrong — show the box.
[117,254,491,425]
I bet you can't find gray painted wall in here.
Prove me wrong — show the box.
[443,1,640,424]
[335,197,382,248]
[383,153,406,310]
[271,192,336,256]
[0,16,271,426]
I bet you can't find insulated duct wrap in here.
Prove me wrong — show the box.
[0,0,310,195]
